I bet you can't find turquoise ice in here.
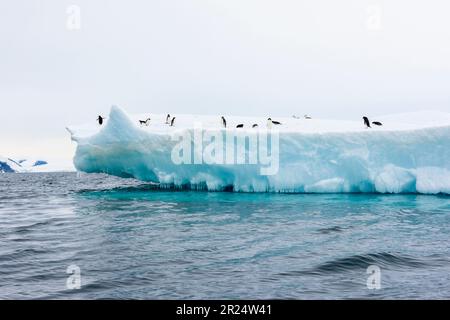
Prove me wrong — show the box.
[68,106,450,194]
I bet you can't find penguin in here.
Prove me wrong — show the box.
[221,116,227,128]
[170,117,176,127]
[267,118,282,127]
[372,121,383,126]
[252,124,258,128]
[363,116,371,128]
[97,115,105,125]
[236,124,244,128]
[139,118,151,126]
[304,115,312,119]
[292,115,300,119]
[165,114,171,124]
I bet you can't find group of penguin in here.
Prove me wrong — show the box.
[363,116,383,128]
[96,114,281,129]
[96,114,176,127]
[221,116,281,129]
[138,114,176,127]
[96,114,383,129]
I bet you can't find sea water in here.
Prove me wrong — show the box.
[0,172,449,299]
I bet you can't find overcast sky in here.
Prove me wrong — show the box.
[1,0,449,159]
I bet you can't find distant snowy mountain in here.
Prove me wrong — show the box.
[0,157,23,173]
[0,156,70,173]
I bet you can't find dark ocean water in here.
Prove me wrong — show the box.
[1,172,449,299]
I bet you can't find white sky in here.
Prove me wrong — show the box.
[1,0,449,160]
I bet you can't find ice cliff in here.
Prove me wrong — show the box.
[68,106,450,194]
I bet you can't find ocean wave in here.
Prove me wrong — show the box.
[279,252,435,277]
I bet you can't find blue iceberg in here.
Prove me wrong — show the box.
[68,106,450,194]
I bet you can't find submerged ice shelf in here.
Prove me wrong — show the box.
[68,106,450,194]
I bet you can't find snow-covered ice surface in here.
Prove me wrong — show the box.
[68,106,450,194]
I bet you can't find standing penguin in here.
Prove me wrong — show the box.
[97,115,105,125]
[363,116,371,128]
[165,114,171,124]
[221,116,227,128]
[170,117,176,127]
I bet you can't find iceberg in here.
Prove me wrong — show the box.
[68,106,450,194]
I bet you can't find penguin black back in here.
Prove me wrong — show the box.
[97,115,104,125]
[236,124,244,128]
[372,121,383,126]
[139,118,151,126]
[363,116,371,128]
[221,116,227,128]
[170,117,176,127]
